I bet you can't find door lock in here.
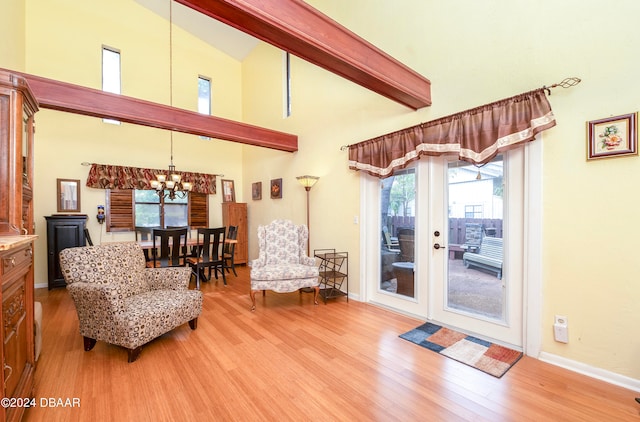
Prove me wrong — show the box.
[433,243,445,250]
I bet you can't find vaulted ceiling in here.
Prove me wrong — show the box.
[175,0,431,110]
[134,0,259,61]
[19,0,432,151]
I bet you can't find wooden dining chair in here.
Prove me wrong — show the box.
[186,227,226,290]
[136,226,160,262]
[223,225,238,277]
[150,227,189,268]
[83,228,94,246]
[167,225,195,256]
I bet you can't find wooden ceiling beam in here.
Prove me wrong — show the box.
[7,69,298,152]
[176,0,432,110]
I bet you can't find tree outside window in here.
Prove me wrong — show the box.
[389,173,415,217]
[134,190,188,227]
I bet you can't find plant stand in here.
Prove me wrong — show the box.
[314,249,348,303]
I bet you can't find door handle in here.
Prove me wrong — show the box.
[433,243,445,250]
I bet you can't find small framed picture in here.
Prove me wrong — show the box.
[221,179,236,202]
[252,182,262,200]
[587,112,638,160]
[270,178,282,199]
[57,178,81,213]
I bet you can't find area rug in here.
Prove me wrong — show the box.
[399,322,522,378]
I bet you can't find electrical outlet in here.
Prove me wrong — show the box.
[553,315,568,343]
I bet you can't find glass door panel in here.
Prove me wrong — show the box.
[379,169,416,299]
[447,157,505,321]
[365,151,524,347]
[431,151,523,347]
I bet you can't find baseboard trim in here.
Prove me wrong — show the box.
[539,351,640,392]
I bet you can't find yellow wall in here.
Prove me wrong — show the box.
[1,0,246,291]
[0,0,26,70]
[241,0,640,381]
[241,44,369,294]
[2,0,640,383]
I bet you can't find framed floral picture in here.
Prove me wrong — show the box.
[587,112,638,160]
[270,178,282,199]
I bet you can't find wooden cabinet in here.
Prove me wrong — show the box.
[221,203,247,265]
[45,215,88,289]
[0,71,37,236]
[1,240,36,422]
[0,70,38,422]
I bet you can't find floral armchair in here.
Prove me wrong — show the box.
[59,242,203,362]
[250,219,320,311]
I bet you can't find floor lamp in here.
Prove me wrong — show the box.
[296,175,319,256]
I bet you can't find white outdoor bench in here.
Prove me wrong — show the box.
[462,237,503,279]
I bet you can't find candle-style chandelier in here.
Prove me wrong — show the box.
[150,135,192,200]
[149,0,191,201]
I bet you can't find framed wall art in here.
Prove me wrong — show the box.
[587,112,638,160]
[221,179,236,202]
[57,178,81,212]
[270,178,282,199]
[252,182,262,200]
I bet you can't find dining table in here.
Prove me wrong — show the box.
[137,236,238,274]
[135,237,237,250]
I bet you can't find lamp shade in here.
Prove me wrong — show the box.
[296,175,319,189]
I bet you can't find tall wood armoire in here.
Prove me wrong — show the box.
[222,202,248,265]
[0,69,39,422]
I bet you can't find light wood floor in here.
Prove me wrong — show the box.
[25,266,639,421]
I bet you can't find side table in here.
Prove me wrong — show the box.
[314,249,348,303]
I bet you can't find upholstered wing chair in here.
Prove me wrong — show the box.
[250,219,320,311]
[59,242,203,362]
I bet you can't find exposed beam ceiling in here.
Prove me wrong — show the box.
[8,69,298,152]
[7,1,432,154]
[176,0,432,110]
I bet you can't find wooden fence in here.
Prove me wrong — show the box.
[448,218,503,244]
[386,216,502,244]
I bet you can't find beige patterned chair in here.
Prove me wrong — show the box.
[250,219,320,311]
[59,242,203,362]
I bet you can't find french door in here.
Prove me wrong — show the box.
[365,149,528,348]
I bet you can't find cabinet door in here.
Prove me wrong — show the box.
[222,203,247,264]
[21,111,35,235]
[0,86,14,233]
[1,243,35,422]
[49,222,85,285]
[2,280,27,399]
[0,71,38,236]
[232,204,247,264]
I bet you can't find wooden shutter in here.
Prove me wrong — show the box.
[189,192,208,228]
[106,190,207,231]
[106,189,134,232]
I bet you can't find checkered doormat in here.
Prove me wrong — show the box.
[399,322,523,378]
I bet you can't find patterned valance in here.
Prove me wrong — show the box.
[86,163,217,195]
[348,88,556,178]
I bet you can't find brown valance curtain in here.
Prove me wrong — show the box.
[348,88,556,178]
[85,163,217,195]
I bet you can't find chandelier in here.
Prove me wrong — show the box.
[150,0,191,201]
[150,138,192,200]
